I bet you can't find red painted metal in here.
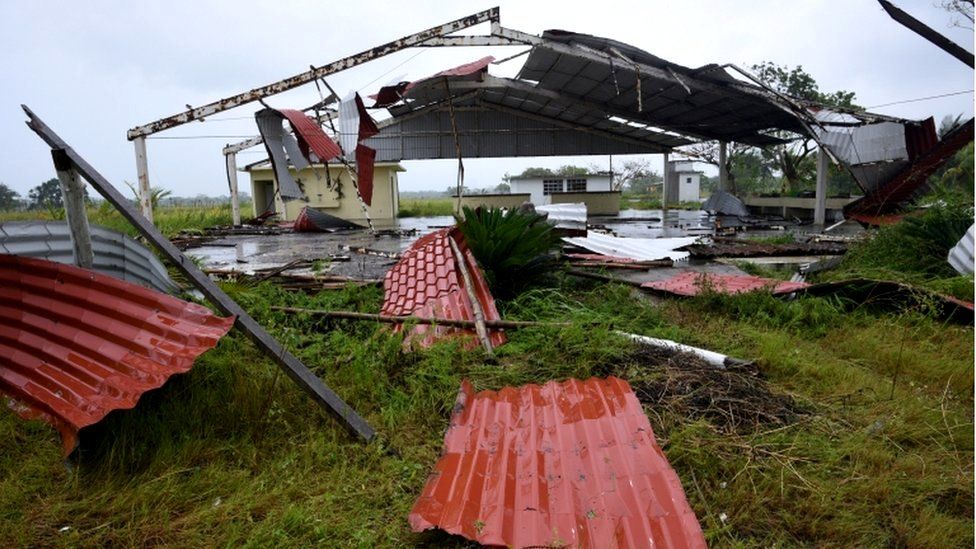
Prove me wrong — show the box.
[642,272,809,297]
[278,108,342,161]
[381,228,505,348]
[904,117,938,160]
[0,254,234,455]
[373,56,495,107]
[845,118,973,217]
[410,376,706,548]
[356,145,376,206]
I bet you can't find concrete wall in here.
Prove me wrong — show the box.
[677,172,701,202]
[457,193,533,211]
[552,191,620,215]
[509,175,612,206]
[249,163,402,224]
[743,196,859,222]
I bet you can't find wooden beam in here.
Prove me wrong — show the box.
[448,236,493,354]
[24,105,375,442]
[51,149,93,269]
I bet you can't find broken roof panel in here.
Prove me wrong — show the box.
[517,30,806,145]
[0,221,178,294]
[410,376,706,548]
[563,233,698,261]
[380,228,505,349]
[0,254,234,455]
[641,272,810,297]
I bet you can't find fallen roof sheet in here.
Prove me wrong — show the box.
[564,233,698,261]
[292,206,362,232]
[537,202,587,232]
[642,272,810,297]
[410,376,706,548]
[799,278,974,324]
[0,254,235,455]
[0,221,178,294]
[948,223,974,276]
[373,56,495,107]
[380,228,506,349]
[701,190,749,217]
[844,118,974,217]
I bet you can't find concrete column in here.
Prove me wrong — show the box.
[718,141,728,191]
[662,151,669,217]
[52,149,93,269]
[133,136,154,223]
[226,152,241,226]
[814,146,828,226]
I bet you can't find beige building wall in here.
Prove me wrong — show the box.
[249,163,404,225]
[552,191,620,215]
[457,193,532,211]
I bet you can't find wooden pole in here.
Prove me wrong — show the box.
[448,236,493,354]
[272,307,572,329]
[226,151,241,226]
[51,149,93,269]
[133,136,153,223]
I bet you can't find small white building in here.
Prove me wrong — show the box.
[507,173,613,206]
[666,161,702,203]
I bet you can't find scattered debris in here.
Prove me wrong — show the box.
[564,232,698,261]
[799,278,974,323]
[683,239,848,259]
[0,254,235,455]
[0,221,178,294]
[410,377,706,548]
[339,245,400,259]
[380,228,506,350]
[293,206,362,232]
[641,272,810,297]
[947,223,974,276]
[272,307,571,329]
[622,343,804,434]
[565,253,673,269]
[536,202,587,234]
[621,332,753,369]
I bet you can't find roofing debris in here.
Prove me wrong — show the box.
[947,223,974,276]
[536,202,587,234]
[292,206,363,232]
[682,239,848,259]
[0,254,234,455]
[0,221,178,294]
[701,190,749,217]
[563,233,699,262]
[410,377,706,548]
[380,228,506,349]
[800,279,974,324]
[642,272,810,297]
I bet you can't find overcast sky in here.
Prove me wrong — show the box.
[1,1,972,198]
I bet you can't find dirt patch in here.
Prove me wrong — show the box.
[617,343,805,434]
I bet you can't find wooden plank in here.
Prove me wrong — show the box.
[24,105,375,442]
[51,149,93,269]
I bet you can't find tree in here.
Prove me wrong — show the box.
[613,159,661,194]
[28,178,64,210]
[0,182,20,211]
[680,142,754,194]
[493,182,511,194]
[517,167,557,178]
[940,0,974,29]
[750,62,858,193]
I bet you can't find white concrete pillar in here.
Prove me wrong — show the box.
[226,152,241,226]
[814,147,828,226]
[662,151,670,217]
[52,149,93,269]
[133,136,154,223]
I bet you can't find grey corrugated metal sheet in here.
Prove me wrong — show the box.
[0,221,178,294]
[563,232,698,261]
[702,190,749,217]
[948,223,974,275]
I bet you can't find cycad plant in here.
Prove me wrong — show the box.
[456,206,560,298]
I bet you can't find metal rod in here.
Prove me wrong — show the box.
[272,307,570,329]
[24,105,375,442]
[448,236,493,354]
[127,8,500,139]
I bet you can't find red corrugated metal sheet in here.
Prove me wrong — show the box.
[410,376,706,548]
[356,145,376,206]
[0,254,234,455]
[373,57,495,107]
[845,118,973,217]
[904,117,938,161]
[642,272,809,297]
[381,228,506,348]
[278,108,342,162]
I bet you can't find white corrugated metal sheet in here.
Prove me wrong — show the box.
[537,202,587,231]
[563,232,698,261]
[948,223,974,275]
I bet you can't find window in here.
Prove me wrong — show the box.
[686,177,693,184]
[543,179,563,195]
[565,178,587,192]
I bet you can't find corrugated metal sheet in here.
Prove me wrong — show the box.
[292,206,362,232]
[0,254,234,455]
[701,190,749,217]
[948,223,974,275]
[278,108,342,161]
[537,202,587,232]
[381,228,506,349]
[0,221,178,294]
[845,118,974,217]
[563,233,698,261]
[410,376,706,548]
[642,272,810,296]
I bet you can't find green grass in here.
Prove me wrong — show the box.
[0,202,240,238]
[0,273,971,547]
[397,198,455,218]
[621,195,702,211]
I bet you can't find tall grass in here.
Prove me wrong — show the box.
[397,198,454,218]
[0,202,240,238]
